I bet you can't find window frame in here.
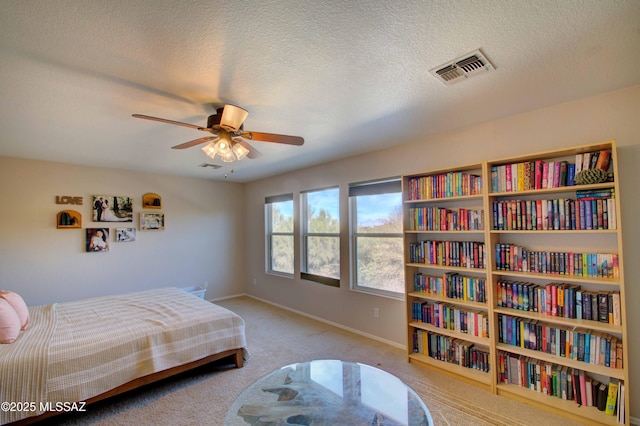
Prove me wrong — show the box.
[348,177,404,299]
[265,193,294,277]
[300,186,341,287]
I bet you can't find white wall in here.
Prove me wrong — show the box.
[244,84,640,416]
[0,158,246,305]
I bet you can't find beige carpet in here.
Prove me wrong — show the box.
[52,296,582,426]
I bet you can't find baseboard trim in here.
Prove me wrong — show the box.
[209,293,246,302]
[237,294,405,351]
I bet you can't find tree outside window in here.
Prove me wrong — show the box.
[350,179,404,296]
[266,195,294,275]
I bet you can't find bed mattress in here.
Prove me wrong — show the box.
[0,287,246,424]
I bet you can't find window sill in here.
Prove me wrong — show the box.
[350,286,405,301]
[301,272,340,288]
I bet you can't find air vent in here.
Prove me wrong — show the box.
[429,49,495,86]
[198,163,222,169]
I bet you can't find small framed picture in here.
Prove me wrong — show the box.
[116,227,136,242]
[140,213,164,230]
[86,228,109,252]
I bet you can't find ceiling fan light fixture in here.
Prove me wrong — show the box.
[215,138,232,156]
[201,141,218,159]
[220,104,249,132]
[220,150,236,163]
[232,141,250,160]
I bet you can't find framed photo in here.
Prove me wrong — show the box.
[92,195,133,222]
[140,212,164,230]
[116,227,136,242]
[86,228,109,252]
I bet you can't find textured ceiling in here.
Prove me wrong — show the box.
[1,0,639,182]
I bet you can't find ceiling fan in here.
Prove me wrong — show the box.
[132,104,304,163]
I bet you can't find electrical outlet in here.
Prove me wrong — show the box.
[253,278,257,286]
[203,281,208,289]
[373,307,380,318]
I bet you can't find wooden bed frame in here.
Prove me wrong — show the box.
[9,348,244,425]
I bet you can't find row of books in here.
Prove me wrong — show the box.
[497,280,622,325]
[408,206,485,231]
[408,240,486,269]
[413,272,487,303]
[407,172,483,200]
[412,301,489,338]
[497,352,625,421]
[491,195,616,230]
[495,243,619,279]
[490,150,611,193]
[413,329,490,372]
[576,150,612,174]
[497,313,623,369]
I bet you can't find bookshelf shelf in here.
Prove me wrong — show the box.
[406,230,485,235]
[410,321,489,345]
[404,194,484,204]
[497,383,620,426]
[408,352,491,388]
[493,307,623,334]
[402,140,629,424]
[496,343,625,380]
[490,229,617,234]
[409,292,488,310]
[491,270,620,286]
[489,181,614,197]
[406,263,487,273]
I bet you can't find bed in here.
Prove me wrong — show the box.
[0,287,247,425]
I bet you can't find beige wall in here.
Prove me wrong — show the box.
[244,84,640,417]
[0,159,246,305]
[1,84,637,418]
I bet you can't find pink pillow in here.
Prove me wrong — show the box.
[0,291,29,330]
[0,298,21,344]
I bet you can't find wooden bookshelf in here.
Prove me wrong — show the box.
[402,141,629,424]
[402,162,493,394]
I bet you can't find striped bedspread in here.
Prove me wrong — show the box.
[0,288,246,424]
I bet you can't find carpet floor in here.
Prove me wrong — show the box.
[51,296,583,426]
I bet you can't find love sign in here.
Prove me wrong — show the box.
[56,196,83,205]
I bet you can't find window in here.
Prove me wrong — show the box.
[349,178,403,296]
[265,194,294,275]
[301,187,340,286]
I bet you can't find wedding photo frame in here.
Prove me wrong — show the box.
[86,228,110,252]
[116,227,136,242]
[140,212,164,230]
[92,195,133,222]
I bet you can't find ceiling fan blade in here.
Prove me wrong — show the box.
[172,136,218,149]
[220,105,249,132]
[241,131,304,146]
[233,137,262,159]
[132,114,209,131]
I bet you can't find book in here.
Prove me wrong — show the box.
[585,375,593,406]
[596,150,611,171]
[596,382,608,411]
[612,292,621,325]
[598,293,609,323]
[567,163,576,186]
[605,381,618,416]
[617,383,625,424]
[578,370,587,406]
[575,154,583,174]
[582,152,591,171]
[590,151,600,169]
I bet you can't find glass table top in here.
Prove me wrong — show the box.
[225,359,433,426]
